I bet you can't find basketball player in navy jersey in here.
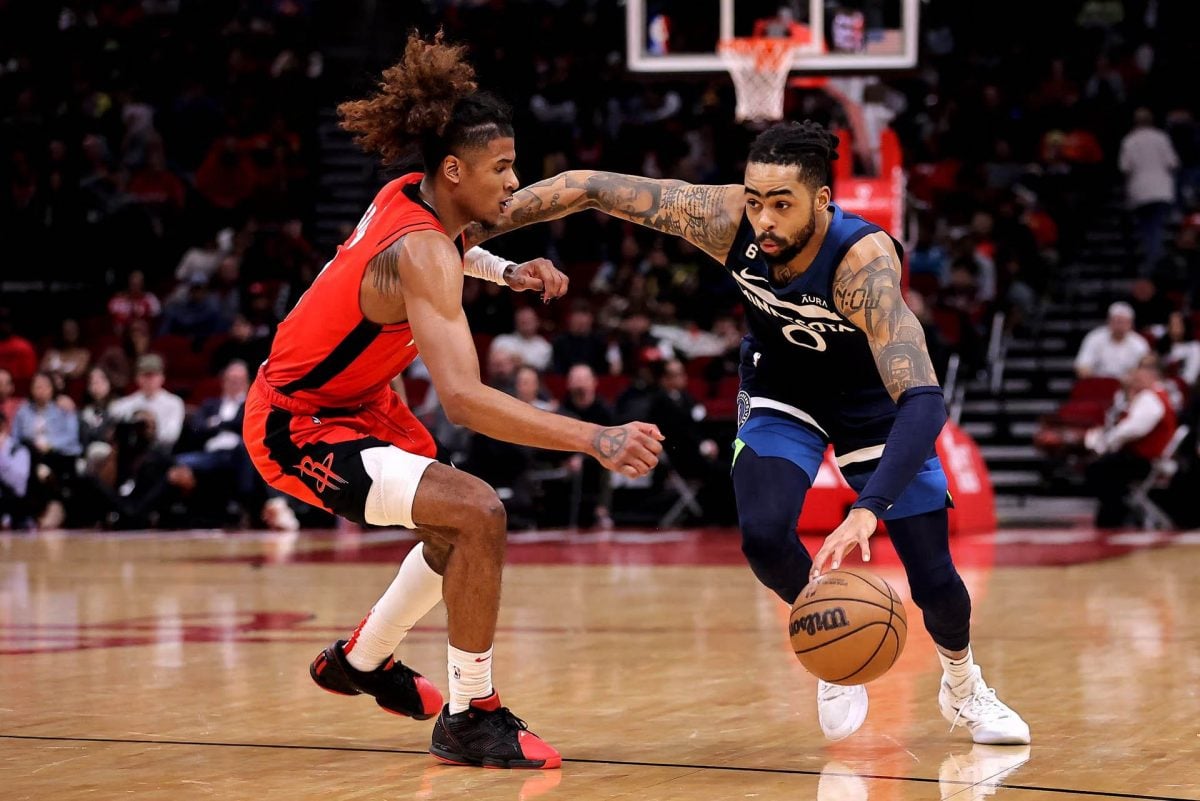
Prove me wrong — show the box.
[469,121,1030,744]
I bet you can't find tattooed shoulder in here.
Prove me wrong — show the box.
[832,251,938,399]
[366,239,406,297]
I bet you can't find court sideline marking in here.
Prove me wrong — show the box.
[1,733,1191,800]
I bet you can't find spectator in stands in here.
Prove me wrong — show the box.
[559,364,616,529]
[88,410,183,530]
[512,365,557,413]
[40,319,91,384]
[1166,106,1200,209]
[174,229,226,287]
[905,289,952,383]
[647,359,719,481]
[1120,107,1180,273]
[109,354,185,450]
[0,309,37,386]
[613,308,672,377]
[12,373,81,460]
[97,318,153,394]
[210,314,270,373]
[126,139,186,231]
[242,281,282,338]
[1075,302,1150,379]
[0,411,32,530]
[490,307,553,373]
[1084,361,1178,528]
[12,372,81,529]
[485,347,520,393]
[0,368,23,422]
[703,314,748,385]
[171,360,295,529]
[176,361,248,456]
[940,258,984,322]
[1157,311,1200,387]
[462,279,515,336]
[209,255,243,327]
[159,274,226,337]
[1126,278,1172,331]
[552,300,611,375]
[78,367,117,450]
[195,136,255,213]
[909,226,949,291]
[107,271,161,335]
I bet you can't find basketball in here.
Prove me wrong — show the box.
[789,568,908,685]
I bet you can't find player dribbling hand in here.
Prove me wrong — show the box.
[811,507,878,579]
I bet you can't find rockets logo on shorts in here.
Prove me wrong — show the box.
[297,453,348,494]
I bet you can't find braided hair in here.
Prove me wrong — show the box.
[746,120,839,189]
[337,30,513,170]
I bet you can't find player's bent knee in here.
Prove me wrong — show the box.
[465,489,507,534]
[440,482,507,539]
[739,520,784,562]
[360,446,436,528]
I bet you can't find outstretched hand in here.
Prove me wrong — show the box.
[505,258,570,302]
[810,508,878,579]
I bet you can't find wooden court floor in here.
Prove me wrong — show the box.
[1,525,1198,800]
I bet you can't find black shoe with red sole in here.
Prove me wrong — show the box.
[429,692,561,769]
[309,639,442,720]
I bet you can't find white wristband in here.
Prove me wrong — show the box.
[464,246,516,286]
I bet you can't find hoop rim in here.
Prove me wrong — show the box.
[717,36,804,56]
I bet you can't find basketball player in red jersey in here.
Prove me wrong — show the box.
[243,32,664,769]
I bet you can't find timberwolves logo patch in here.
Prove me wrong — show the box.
[736,390,752,429]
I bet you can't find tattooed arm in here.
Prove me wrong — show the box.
[465,171,745,263]
[831,232,940,401]
[358,231,664,476]
[812,232,947,544]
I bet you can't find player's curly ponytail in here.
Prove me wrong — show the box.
[747,120,840,188]
[337,30,513,170]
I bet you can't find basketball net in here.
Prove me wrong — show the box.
[718,37,804,122]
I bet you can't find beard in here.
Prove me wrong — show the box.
[757,214,816,265]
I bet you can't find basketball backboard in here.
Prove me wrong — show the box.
[626,0,919,73]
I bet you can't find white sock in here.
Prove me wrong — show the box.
[344,543,444,672]
[938,646,977,694]
[448,643,493,714]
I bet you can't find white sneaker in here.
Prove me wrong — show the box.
[263,497,300,532]
[938,667,1030,744]
[817,760,869,801]
[817,680,868,741]
[939,744,1032,799]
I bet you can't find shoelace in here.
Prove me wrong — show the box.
[380,659,417,684]
[949,686,1010,732]
[485,706,530,734]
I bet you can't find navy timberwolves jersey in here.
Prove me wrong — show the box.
[727,202,905,448]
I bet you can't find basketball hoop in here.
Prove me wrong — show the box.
[718,37,803,123]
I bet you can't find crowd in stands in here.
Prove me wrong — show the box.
[2,0,1199,530]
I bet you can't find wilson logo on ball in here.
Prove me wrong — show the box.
[790,608,850,637]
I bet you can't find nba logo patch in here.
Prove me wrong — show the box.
[736,390,752,429]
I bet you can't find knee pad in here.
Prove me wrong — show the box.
[360,446,436,529]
